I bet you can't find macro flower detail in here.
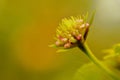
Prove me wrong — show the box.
[54,16,90,49]
[49,12,120,80]
[49,12,95,52]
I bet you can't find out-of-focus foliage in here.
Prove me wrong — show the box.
[74,63,112,80]
[74,43,120,80]
[104,44,120,59]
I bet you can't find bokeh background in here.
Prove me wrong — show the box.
[0,0,120,80]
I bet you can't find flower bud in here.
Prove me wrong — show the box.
[61,38,68,43]
[55,40,63,46]
[52,15,92,49]
[68,34,72,37]
[80,24,85,29]
[69,37,77,43]
[76,34,82,40]
[86,23,89,27]
[58,36,63,40]
[64,43,71,48]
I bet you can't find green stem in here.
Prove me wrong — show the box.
[78,42,120,80]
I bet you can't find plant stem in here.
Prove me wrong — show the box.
[78,42,120,80]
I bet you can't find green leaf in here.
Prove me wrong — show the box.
[89,10,96,26]
[114,44,120,54]
[74,43,120,80]
[102,49,115,59]
[74,62,113,80]
[83,12,88,22]
[56,49,69,53]
[103,43,120,59]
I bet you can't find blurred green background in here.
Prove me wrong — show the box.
[0,0,120,80]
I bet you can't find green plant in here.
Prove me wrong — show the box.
[49,12,120,80]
